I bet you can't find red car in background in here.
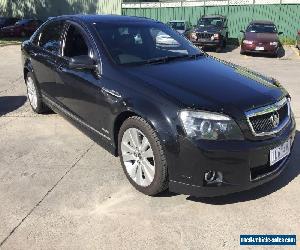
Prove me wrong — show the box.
[240,20,283,57]
[1,19,42,38]
[296,29,300,50]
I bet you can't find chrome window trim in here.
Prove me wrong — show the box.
[245,97,291,137]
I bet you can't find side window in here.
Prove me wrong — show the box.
[63,25,89,58]
[39,21,64,55]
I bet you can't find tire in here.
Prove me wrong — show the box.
[25,72,49,114]
[216,46,222,53]
[118,116,168,196]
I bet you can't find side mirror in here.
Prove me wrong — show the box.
[69,55,97,70]
[278,31,283,35]
[240,30,245,33]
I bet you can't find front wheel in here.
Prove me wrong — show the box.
[118,116,168,196]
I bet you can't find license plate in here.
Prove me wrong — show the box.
[255,46,264,51]
[198,38,209,42]
[270,139,291,166]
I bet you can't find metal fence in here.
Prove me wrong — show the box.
[122,0,300,40]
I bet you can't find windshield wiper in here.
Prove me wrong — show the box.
[145,53,204,65]
[121,53,204,66]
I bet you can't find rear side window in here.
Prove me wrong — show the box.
[39,21,64,55]
[63,25,89,58]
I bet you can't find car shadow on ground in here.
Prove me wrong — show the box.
[187,130,300,204]
[0,96,27,116]
[203,44,239,54]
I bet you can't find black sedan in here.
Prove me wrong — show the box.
[21,15,296,197]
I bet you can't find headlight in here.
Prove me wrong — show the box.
[270,41,278,46]
[211,33,219,40]
[190,32,197,40]
[243,40,253,45]
[179,110,244,140]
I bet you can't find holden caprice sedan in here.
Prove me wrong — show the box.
[21,15,296,197]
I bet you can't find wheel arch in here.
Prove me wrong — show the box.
[112,99,179,157]
[23,59,34,81]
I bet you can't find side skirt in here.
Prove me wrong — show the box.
[42,94,117,156]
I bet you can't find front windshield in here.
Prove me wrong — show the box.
[246,24,277,33]
[198,18,223,27]
[94,22,200,65]
[169,22,185,30]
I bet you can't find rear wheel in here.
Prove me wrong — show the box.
[26,72,49,113]
[118,116,168,196]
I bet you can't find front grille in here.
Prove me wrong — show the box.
[196,32,213,39]
[246,98,290,136]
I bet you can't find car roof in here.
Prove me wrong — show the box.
[201,15,225,19]
[51,14,159,24]
[250,20,275,25]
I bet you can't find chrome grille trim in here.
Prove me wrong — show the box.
[245,97,291,136]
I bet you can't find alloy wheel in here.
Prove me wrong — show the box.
[121,128,155,187]
[26,76,38,109]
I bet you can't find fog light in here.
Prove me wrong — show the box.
[204,171,223,185]
[204,171,216,182]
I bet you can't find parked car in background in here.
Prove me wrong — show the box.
[0,17,20,37]
[0,17,19,29]
[167,20,192,34]
[22,15,295,197]
[1,19,42,37]
[186,15,228,52]
[296,29,300,50]
[240,20,282,57]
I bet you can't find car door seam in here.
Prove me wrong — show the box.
[42,94,111,141]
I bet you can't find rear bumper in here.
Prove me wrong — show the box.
[168,116,296,197]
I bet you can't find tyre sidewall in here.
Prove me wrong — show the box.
[118,117,168,196]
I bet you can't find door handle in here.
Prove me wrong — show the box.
[101,87,121,98]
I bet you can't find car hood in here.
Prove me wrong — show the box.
[123,56,285,114]
[194,25,222,33]
[245,32,279,42]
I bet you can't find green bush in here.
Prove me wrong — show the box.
[280,37,296,45]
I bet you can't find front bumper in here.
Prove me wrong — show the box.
[168,116,296,197]
[241,44,278,55]
[192,39,221,47]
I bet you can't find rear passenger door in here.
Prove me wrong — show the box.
[30,20,65,98]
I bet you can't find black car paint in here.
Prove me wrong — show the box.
[22,15,295,197]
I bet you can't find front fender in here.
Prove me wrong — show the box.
[113,95,181,156]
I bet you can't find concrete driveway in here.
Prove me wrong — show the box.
[0,45,299,250]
